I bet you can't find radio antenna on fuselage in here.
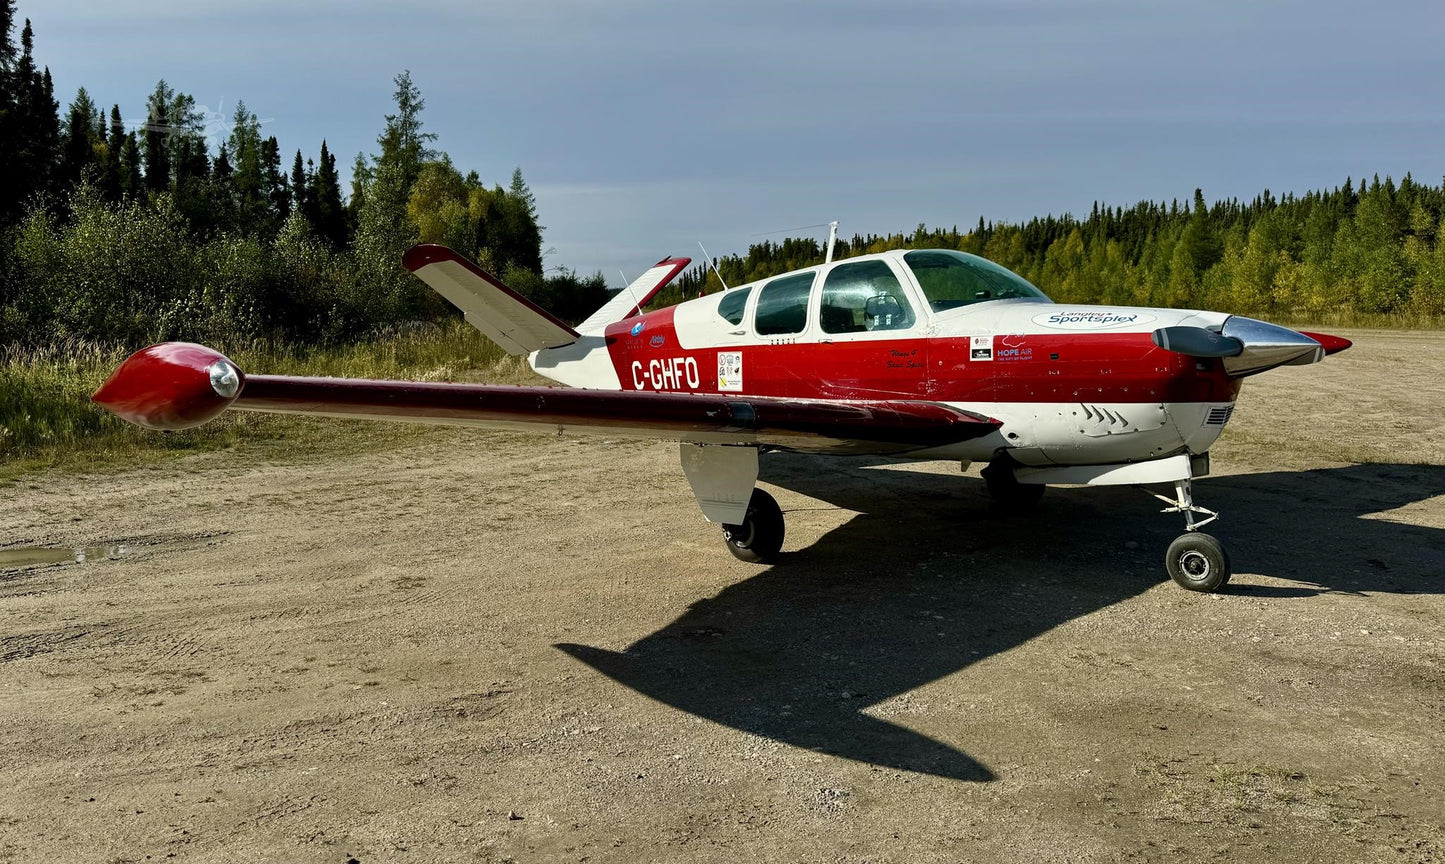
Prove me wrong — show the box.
[697,241,729,291]
[617,268,645,318]
[749,219,840,264]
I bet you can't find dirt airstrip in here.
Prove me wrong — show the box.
[1,329,1443,863]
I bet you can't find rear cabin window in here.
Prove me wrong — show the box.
[820,260,916,333]
[754,272,815,335]
[716,287,751,325]
[904,249,1047,312]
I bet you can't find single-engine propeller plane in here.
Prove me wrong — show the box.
[93,243,1351,591]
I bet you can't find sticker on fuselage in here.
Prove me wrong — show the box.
[718,351,743,392]
[1032,310,1157,330]
[997,334,1033,362]
[970,335,993,361]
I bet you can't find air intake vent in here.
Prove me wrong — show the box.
[1205,405,1234,425]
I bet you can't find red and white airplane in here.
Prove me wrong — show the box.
[93,244,1350,591]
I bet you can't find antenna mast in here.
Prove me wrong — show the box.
[825,220,838,264]
[697,241,729,291]
[617,269,644,317]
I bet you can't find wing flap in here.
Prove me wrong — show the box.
[235,375,999,454]
[403,244,578,355]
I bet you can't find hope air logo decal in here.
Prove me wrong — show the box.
[631,357,700,391]
[996,334,1034,362]
[1032,310,1156,330]
[717,351,743,392]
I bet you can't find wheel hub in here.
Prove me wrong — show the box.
[724,520,755,549]
[1179,550,1211,579]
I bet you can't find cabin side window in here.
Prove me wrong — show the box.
[716,287,752,326]
[820,260,916,333]
[754,272,815,335]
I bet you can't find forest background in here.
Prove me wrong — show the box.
[1,3,1439,473]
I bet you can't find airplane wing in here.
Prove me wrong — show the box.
[92,343,1001,455]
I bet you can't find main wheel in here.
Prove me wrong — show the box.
[981,459,1045,511]
[722,488,785,564]
[1165,532,1232,592]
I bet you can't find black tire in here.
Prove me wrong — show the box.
[1165,532,1232,592]
[981,459,1045,511]
[722,488,785,564]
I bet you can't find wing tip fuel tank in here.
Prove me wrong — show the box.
[91,342,244,431]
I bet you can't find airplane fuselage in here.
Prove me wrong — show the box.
[530,249,1247,467]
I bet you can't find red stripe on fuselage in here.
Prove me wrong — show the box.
[604,313,1241,404]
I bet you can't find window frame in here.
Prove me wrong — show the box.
[750,270,820,339]
[816,258,923,337]
[810,256,926,340]
[715,286,753,327]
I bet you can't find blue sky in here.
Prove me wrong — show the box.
[27,0,1445,285]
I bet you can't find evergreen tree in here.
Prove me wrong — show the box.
[0,0,16,222]
[289,149,311,227]
[229,101,269,233]
[119,130,142,198]
[375,69,436,188]
[101,104,125,200]
[59,87,101,188]
[0,17,60,219]
[312,139,346,248]
[33,63,60,193]
[0,0,15,71]
[260,135,289,224]
[142,80,173,193]
[348,151,371,224]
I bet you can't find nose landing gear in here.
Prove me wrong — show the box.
[1153,478,1231,592]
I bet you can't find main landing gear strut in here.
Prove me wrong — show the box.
[1153,478,1231,592]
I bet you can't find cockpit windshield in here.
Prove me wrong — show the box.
[904,250,1049,312]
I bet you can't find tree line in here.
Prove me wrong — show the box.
[664,180,1445,322]
[2,0,1439,356]
[0,0,606,349]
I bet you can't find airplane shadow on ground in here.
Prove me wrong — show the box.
[557,457,1445,781]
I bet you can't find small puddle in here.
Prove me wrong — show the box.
[0,545,129,568]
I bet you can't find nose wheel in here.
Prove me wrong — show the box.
[1152,478,1232,592]
[722,488,785,564]
[1165,532,1231,592]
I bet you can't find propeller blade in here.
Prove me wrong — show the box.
[1151,326,1244,358]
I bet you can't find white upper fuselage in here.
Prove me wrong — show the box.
[532,248,1246,466]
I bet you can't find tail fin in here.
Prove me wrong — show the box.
[577,257,691,335]
[404,245,579,356]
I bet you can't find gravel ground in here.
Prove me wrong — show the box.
[1,329,1442,863]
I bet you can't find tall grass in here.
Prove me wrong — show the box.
[0,321,538,481]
